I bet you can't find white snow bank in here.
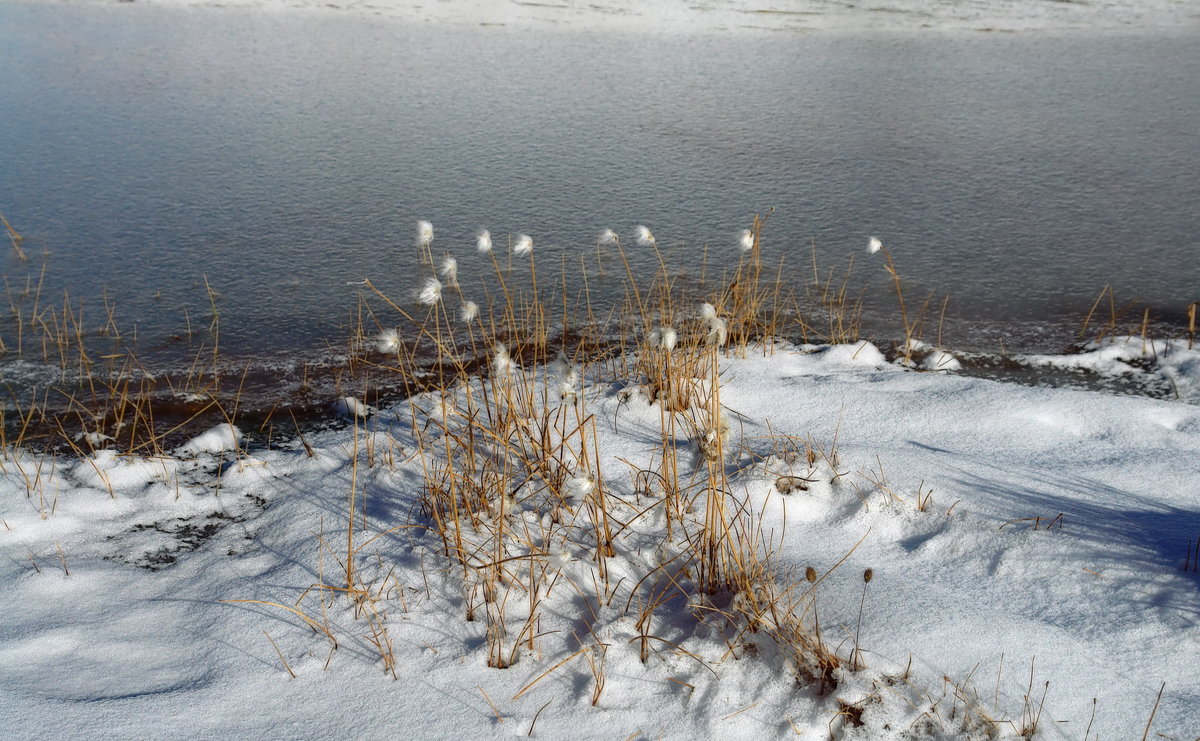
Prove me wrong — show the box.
[2,342,1199,739]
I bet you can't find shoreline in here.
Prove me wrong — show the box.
[5,0,1200,34]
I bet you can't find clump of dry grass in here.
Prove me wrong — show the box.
[331,215,852,694]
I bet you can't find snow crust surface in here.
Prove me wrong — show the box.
[3,342,1199,739]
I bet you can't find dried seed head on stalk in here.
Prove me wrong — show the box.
[418,277,443,305]
[416,220,434,247]
[551,351,580,400]
[738,229,754,253]
[696,413,732,463]
[439,254,459,287]
[648,326,677,352]
[867,236,882,254]
[476,229,493,253]
[459,300,479,323]
[492,343,514,376]
[634,225,655,247]
[598,228,618,245]
[375,328,401,353]
[513,233,534,256]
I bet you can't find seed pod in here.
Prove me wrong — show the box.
[863,568,874,584]
[805,566,817,583]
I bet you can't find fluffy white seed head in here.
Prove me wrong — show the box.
[513,233,534,256]
[493,343,514,376]
[706,317,728,347]
[634,225,656,247]
[551,351,580,400]
[476,229,493,253]
[376,328,401,353]
[868,236,882,254]
[598,228,618,245]
[739,229,754,253]
[700,302,718,321]
[416,220,434,247]
[459,300,479,323]
[418,276,443,305]
[649,326,677,352]
[439,254,458,286]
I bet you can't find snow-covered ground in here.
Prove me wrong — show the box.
[2,337,1198,739]
[12,0,1200,32]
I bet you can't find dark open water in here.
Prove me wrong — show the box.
[1,3,1198,372]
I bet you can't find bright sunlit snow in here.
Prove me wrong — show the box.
[2,340,1198,739]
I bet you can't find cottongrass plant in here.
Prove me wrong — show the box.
[345,213,851,689]
[417,220,434,264]
[439,254,459,289]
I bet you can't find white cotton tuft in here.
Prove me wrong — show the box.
[706,317,728,347]
[418,277,443,305]
[513,234,534,256]
[376,328,401,353]
[700,303,727,346]
[416,220,434,247]
[493,343,514,376]
[649,326,677,352]
[634,225,656,247]
[551,351,580,400]
[476,229,493,253]
[598,228,618,245]
[868,236,882,254]
[739,229,754,253]
[459,300,479,323]
[439,255,458,287]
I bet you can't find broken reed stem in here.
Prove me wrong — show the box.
[0,211,28,261]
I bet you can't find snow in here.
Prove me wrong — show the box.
[3,341,1198,739]
[1018,337,1200,404]
[15,0,1198,33]
[176,423,244,455]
